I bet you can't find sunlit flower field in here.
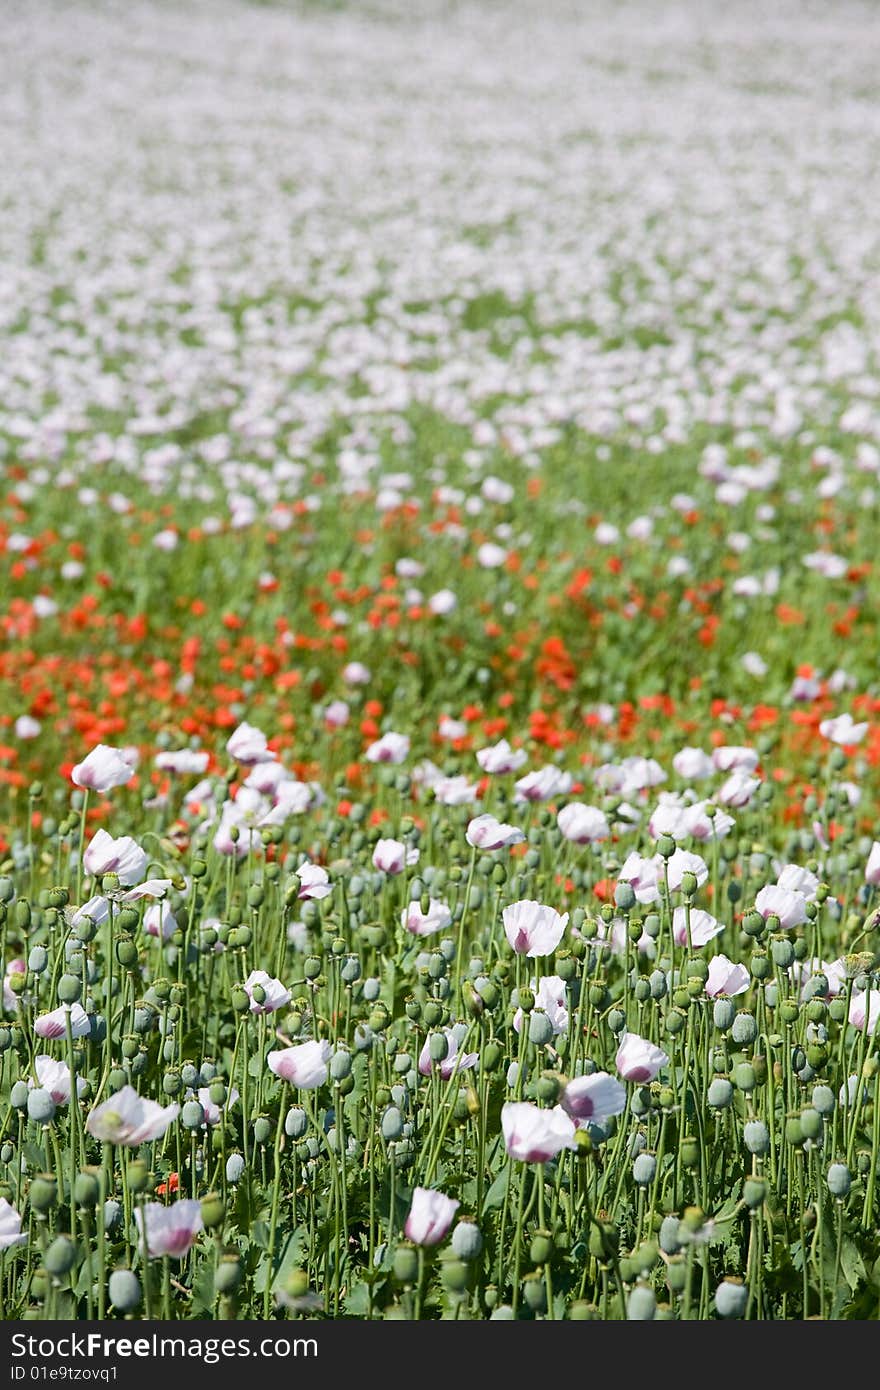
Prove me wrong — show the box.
[3,0,880,1321]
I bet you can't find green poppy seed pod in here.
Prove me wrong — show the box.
[340,955,361,985]
[555,952,576,982]
[731,1012,757,1046]
[707,1078,733,1109]
[0,877,13,902]
[806,1043,827,1070]
[126,1160,150,1194]
[181,1100,205,1130]
[743,1120,769,1156]
[587,1220,619,1261]
[116,937,139,970]
[608,1008,626,1035]
[530,1230,554,1264]
[176,1061,197,1088]
[427,1031,449,1065]
[649,970,667,1000]
[481,1040,504,1073]
[522,1274,547,1314]
[14,899,31,930]
[528,1010,554,1046]
[713,999,736,1032]
[381,1106,404,1141]
[200,1192,225,1229]
[627,1284,657,1321]
[73,1170,100,1208]
[800,1107,822,1141]
[27,945,48,974]
[214,1254,242,1294]
[0,1028,10,1053]
[733,1062,756,1092]
[393,1245,419,1285]
[680,1136,701,1169]
[771,937,795,969]
[633,1153,657,1186]
[45,1235,76,1278]
[827,1163,851,1198]
[230,986,250,1014]
[614,881,636,912]
[715,1278,748,1319]
[109,1268,141,1312]
[27,1088,56,1125]
[103,1199,122,1232]
[161,1070,182,1098]
[10,1081,30,1111]
[633,978,652,1004]
[812,1084,835,1116]
[280,1106,305,1140]
[29,1174,57,1212]
[516,987,535,1015]
[330,1049,352,1082]
[679,871,698,898]
[665,1009,686,1036]
[369,1004,391,1032]
[665,1257,687,1294]
[742,910,764,938]
[452,1221,483,1261]
[659,1215,681,1255]
[1,1140,13,1164]
[743,1177,767,1210]
[57,973,82,1005]
[225,1152,246,1184]
[785,1116,804,1147]
[252,1116,271,1146]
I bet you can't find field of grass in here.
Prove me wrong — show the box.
[2,0,880,1321]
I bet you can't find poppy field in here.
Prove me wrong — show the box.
[4,0,880,1322]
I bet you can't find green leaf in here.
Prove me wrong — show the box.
[253,1226,306,1294]
[190,1258,215,1316]
[481,1166,510,1214]
[841,1237,867,1292]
